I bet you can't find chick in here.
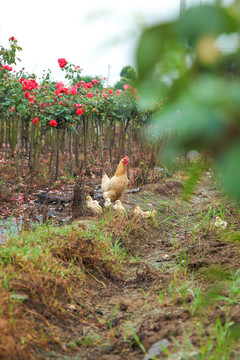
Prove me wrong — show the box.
[133,206,142,217]
[86,195,102,215]
[113,199,126,213]
[133,206,157,219]
[142,209,157,219]
[104,197,112,209]
[214,216,227,229]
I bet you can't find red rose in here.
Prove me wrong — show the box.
[123,84,129,90]
[56,81,64,89]
[33,117,38,125]
[3,65,12,71]
[10,107,15,112]
[86,83,92,88]
[49,119,57,127]
[60,87,69,95]
[22,79,38,91]
[76,108,83,116]
[87,92,93,98]
[9,36,15,41]
[117,90,122,95]
[25,91,30,98]
[70,86,78,95]
[58,58,67,68]
[91,79,98,85]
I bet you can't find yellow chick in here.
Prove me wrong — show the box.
[104,197,112,209]
[142,209,157,219]
[113,199,126,213]
[86,196,102,215]
[134,206,157,219]
[134,206,142,216]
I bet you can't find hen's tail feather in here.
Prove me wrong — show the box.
[101,173,110,192]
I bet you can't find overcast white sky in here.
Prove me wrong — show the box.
[0,0,229,85]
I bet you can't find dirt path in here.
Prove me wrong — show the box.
[46,172,239,360]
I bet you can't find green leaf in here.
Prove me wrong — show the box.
[218,142,240,199]
[16,104,25,112]
[177,5,238,46]
[136,23,179,78]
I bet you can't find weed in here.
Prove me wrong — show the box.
[129,251,142,263]
[176,249,189,273]
[141,288,150,299]
[1,212,16,235]
[64,165,74,180]
[187,284,203,316]
[125,322,146,354]
[69,330,101,348]
[106,303,118,330]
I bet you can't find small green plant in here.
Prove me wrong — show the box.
[141,288,150,299]
[213,316,235,359]
[106,303,118,330]
[69,330,101,348]
[1,212,16,235]
[129,251,142,263]
[64,165,74,180]
[187,284,203,316]
[125,322,146,354]
[176,249,189,272]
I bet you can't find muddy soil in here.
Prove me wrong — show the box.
[28,171,239,360]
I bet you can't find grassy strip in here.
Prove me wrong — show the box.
[0,218,129,359]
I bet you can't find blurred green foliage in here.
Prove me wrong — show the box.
[136,0,240,199]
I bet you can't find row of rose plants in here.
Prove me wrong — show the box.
[0,38,165,182]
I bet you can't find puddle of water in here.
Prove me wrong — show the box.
[0,217,21,243]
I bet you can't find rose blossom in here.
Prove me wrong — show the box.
[3,65,13,71]
[76,108,83,116]
[33,117,38,125]
[56,81,64,89]
[70,86,78,95]
[87,92,93,98]
[49,119,57,127]
[58,58,67,68]
[10,107,15,112]
[22,79,38,91]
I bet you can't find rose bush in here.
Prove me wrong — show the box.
[0,36,164,179]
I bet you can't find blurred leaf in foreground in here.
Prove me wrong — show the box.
[136,1,240,198]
